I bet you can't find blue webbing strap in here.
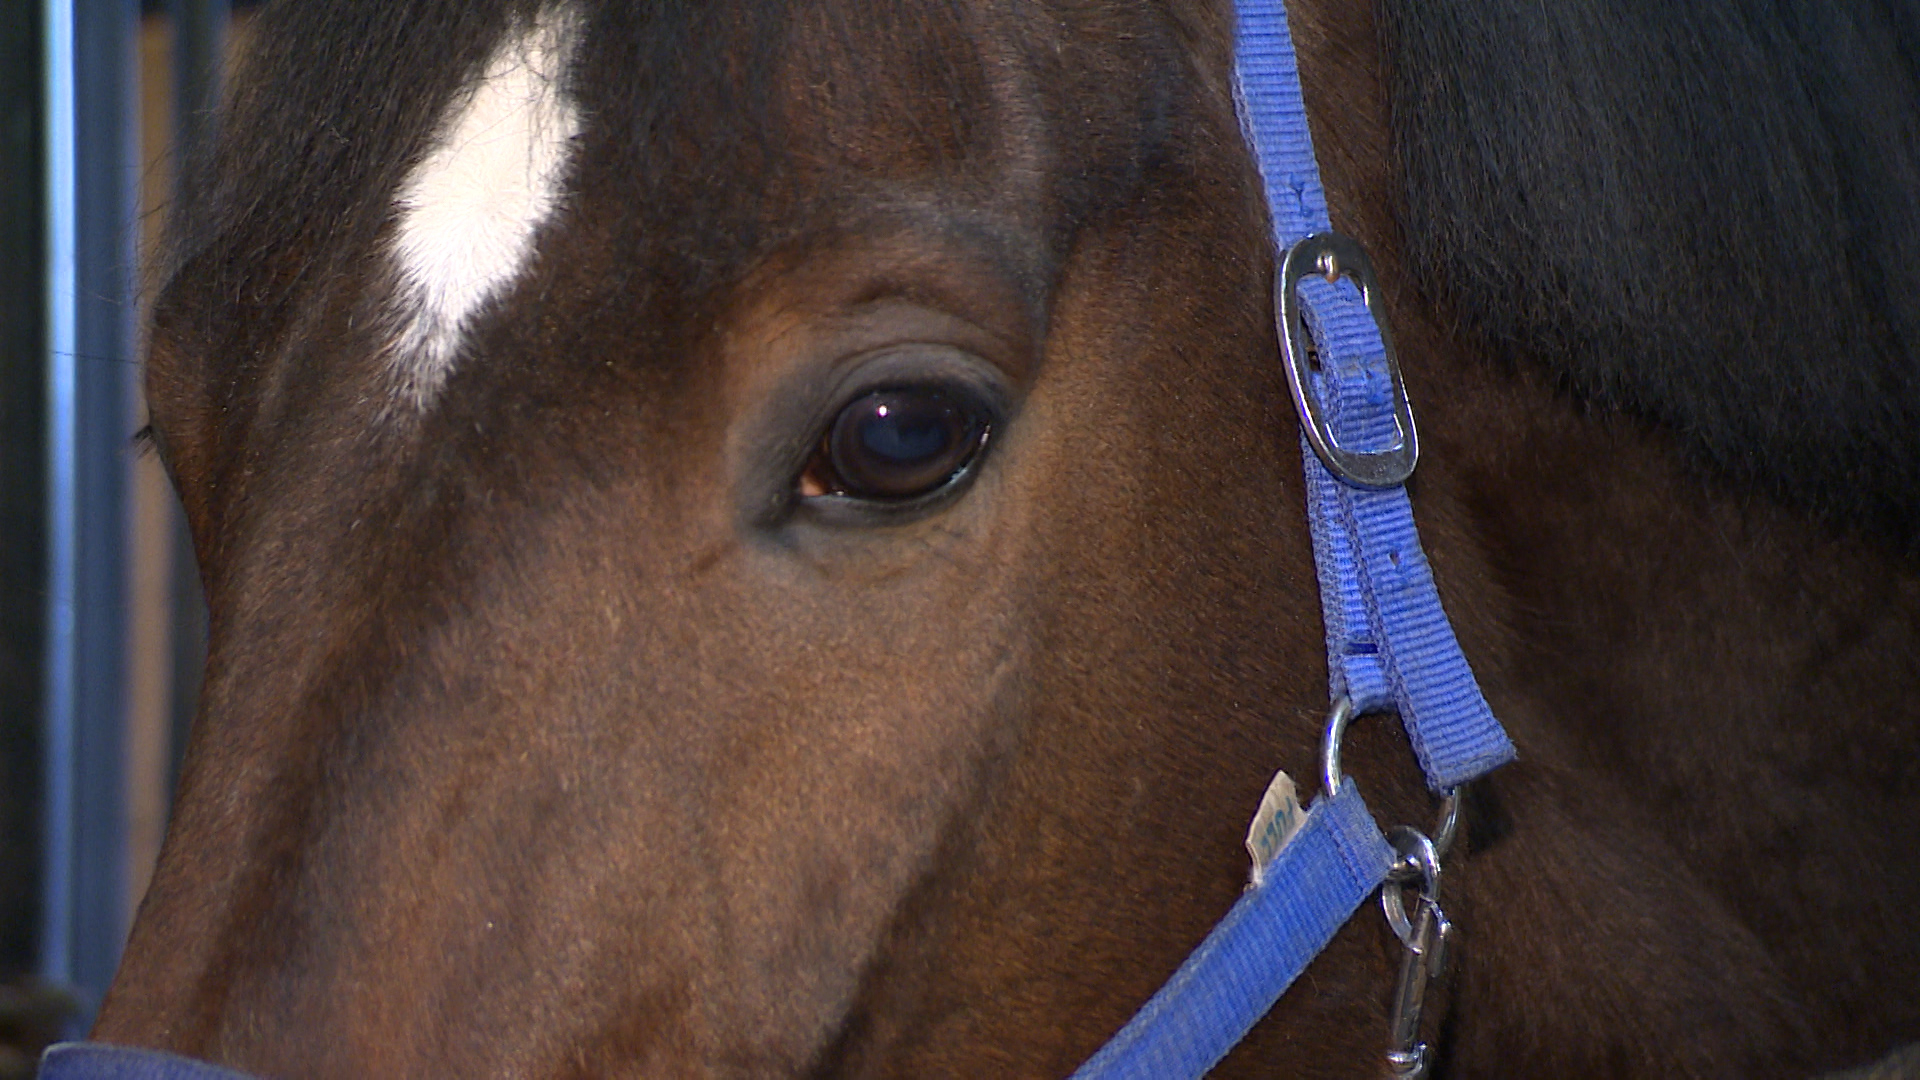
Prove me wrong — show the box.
[40,1044,258,1080]
[1239,0,1513,792]
[1076,0,1515,1076]
[1068,784,1394,1080]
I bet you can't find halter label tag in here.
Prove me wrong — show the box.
[1245,769,1306,887]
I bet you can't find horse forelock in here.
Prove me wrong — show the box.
[152,0,1217,422]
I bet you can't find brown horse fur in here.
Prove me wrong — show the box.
[105,0,1919,1075]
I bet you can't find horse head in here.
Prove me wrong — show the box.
[111,0,1433,1073]
[97,0,1920,1075]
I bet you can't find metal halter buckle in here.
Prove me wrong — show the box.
[1319,697,1459,1080]
[1278,232,1419,489]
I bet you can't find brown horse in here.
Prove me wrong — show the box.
[99,0,1920,1075]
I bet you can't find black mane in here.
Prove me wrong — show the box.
[1383,0,1920,552]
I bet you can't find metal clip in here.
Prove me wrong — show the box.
[1319,698,1461,859]
[1382,826,1451,1080]
[1278,232,1419,489]
[1317,699,1463,1078]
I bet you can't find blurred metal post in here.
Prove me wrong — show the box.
[41,0,142,1016]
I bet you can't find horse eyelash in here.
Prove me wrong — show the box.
[131,423,157,458]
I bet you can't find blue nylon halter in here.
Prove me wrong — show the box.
[1067,0,1514,1076]
[43,3,1510,1079]
[39,1045,255,1080]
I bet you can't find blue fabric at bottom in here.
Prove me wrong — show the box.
[41,1044,259,1080]
[1070,783,1396,1079]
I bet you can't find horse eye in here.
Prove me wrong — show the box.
[803,386,992,502]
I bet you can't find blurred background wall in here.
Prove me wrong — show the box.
[2,3,248,1073]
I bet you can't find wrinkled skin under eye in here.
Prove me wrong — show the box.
[801,387,992,502]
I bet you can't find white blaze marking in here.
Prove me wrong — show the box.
[386,4,583,409]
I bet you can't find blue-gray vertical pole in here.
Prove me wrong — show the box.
[41,0,79,1000]
[43,0,141,1015]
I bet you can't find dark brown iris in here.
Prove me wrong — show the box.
[811,387,990,501]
